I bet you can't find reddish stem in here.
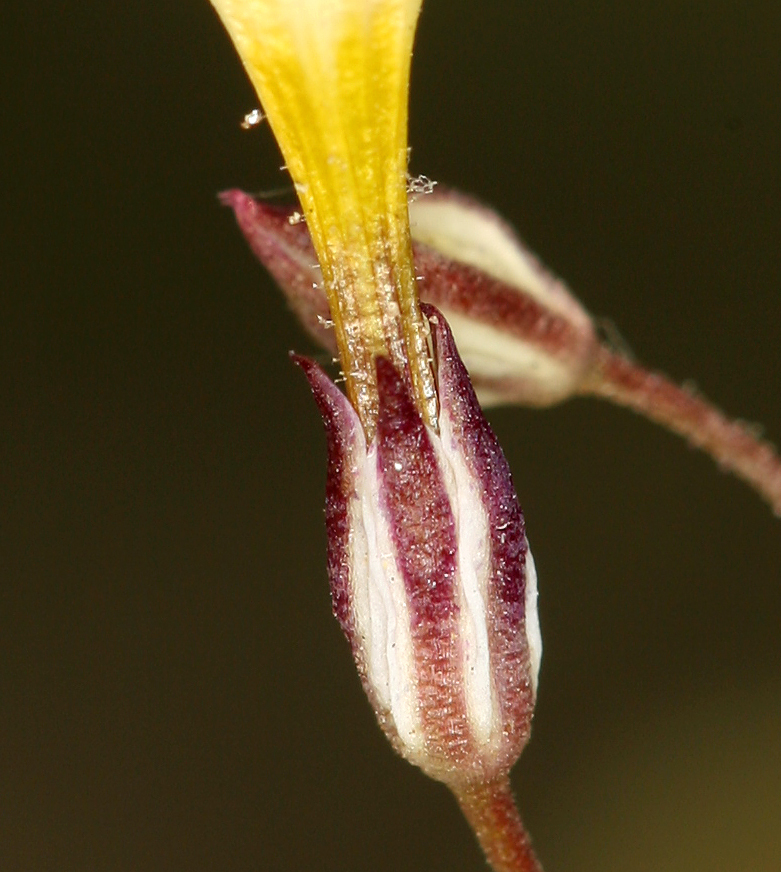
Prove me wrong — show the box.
[583,346,781,516]
[452,776,543,872]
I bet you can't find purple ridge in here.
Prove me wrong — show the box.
[292,354,364,640]
[374,356,458,625]
[374,356,470,761]
[424,304,535,747]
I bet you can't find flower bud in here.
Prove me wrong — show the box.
[223,187,781,518]
[221,186,599,409]
[294,306,541,787]
[410,188,597,407]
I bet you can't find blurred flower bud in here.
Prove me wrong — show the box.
[221,186,599,408]
[294,306,541,787]
[221,186,781,517]
[409,189,597,407]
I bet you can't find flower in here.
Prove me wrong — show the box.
[209,0,436,435]
[210,0,546,862]
[294,305,540,786]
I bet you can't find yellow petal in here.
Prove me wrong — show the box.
[210,0,436,434]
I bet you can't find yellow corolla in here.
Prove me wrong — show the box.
[209,0,436,434]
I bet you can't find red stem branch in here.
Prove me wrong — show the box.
[582,346,781,516]
[452,776,543,872]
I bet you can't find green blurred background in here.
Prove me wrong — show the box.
[2,2,780,870]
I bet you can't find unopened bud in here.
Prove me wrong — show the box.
[221,187,781,518]
[222,186,599,409]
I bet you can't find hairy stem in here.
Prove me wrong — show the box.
[453,777,543,872]
[583,345,781,516]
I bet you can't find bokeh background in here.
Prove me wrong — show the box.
[3,2,780,870]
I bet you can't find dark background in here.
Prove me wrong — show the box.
[3,2,780,870]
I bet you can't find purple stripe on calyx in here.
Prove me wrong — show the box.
[414,243,589,362]
[292,354,364,643]
[374,356,471,768]
[426,304,536,768]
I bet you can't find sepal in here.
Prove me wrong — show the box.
[295,308,540,786]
